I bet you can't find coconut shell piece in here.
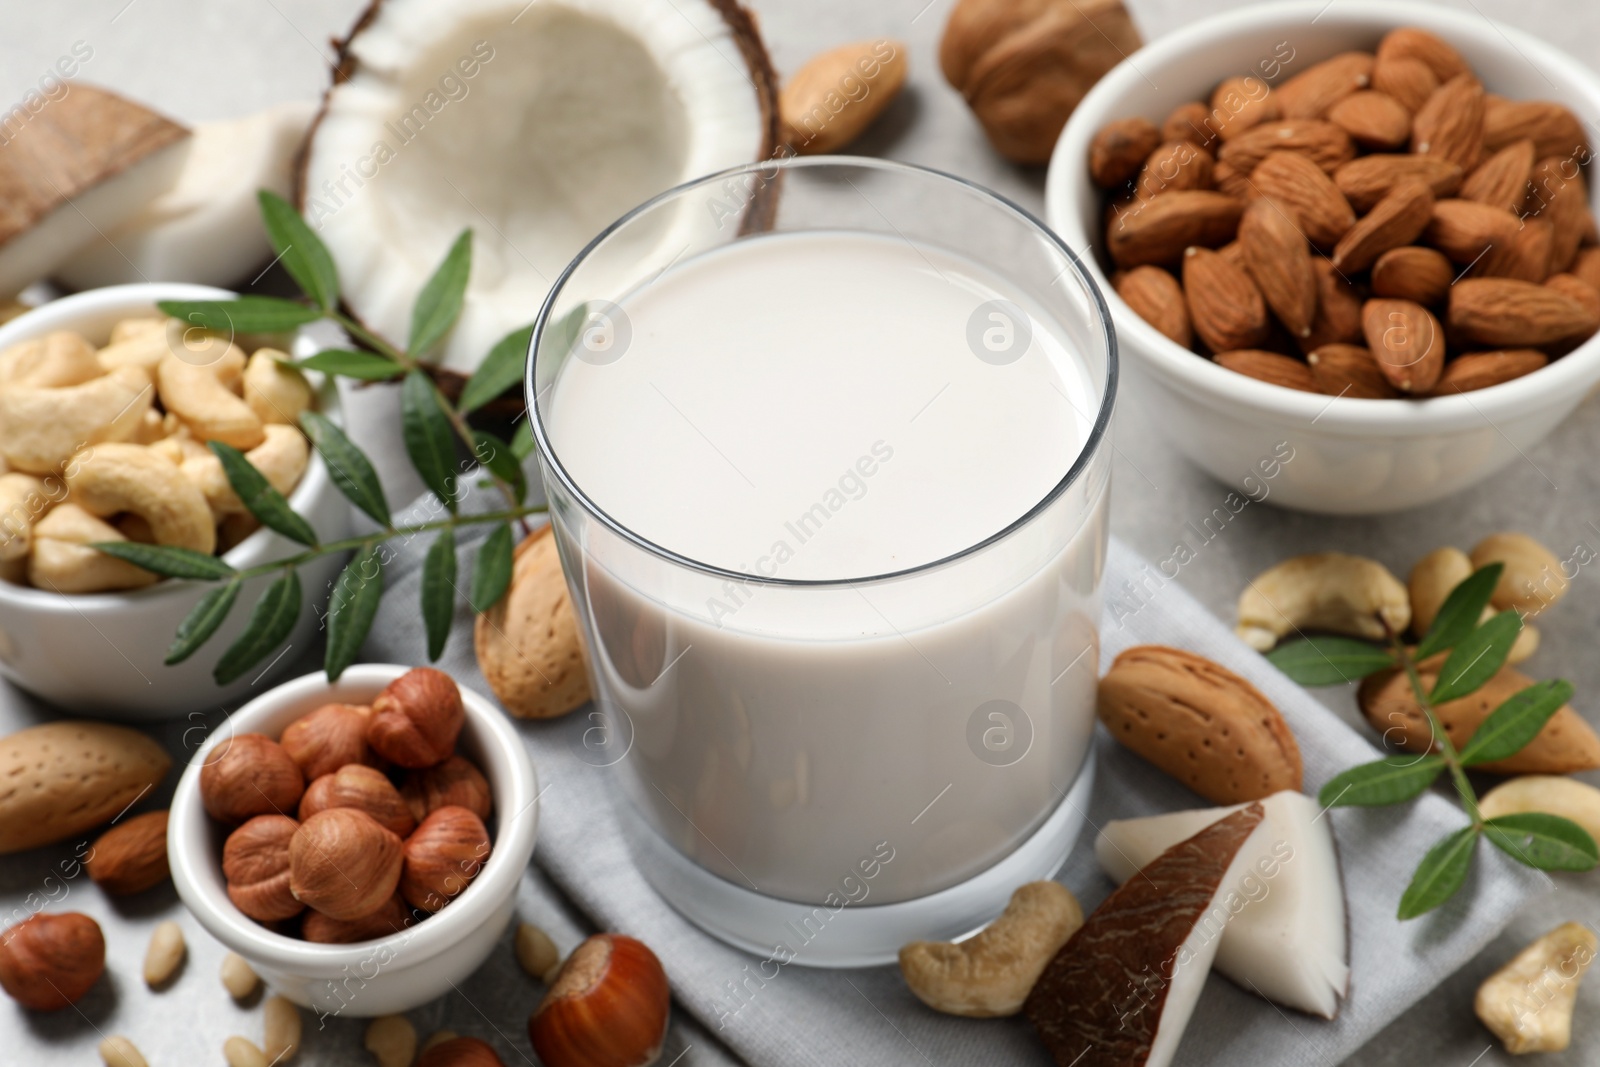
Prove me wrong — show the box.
[475,525,591,719]
[1026,804,1267,1067]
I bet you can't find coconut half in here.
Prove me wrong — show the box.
[1095,791,1349,1019]
[299,0,778,373]
[0,84,189,298]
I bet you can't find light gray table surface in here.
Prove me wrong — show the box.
[4,0,1600,1063]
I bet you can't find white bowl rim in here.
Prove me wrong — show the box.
[1046,0,1600,436]
[168,663,540,976]
[0,282,335,609]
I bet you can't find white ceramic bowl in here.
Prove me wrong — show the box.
[1046,0,1600,514]
[169,664,539,1017]
[0,283,350,717]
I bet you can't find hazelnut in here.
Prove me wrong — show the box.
[85,810,170,895]
[417,1036,506,1067]
[223,815,304,922]
[299,764,416,837]
[401,755,492,823]
[0,912,106,1011]
[289,808,403,920]
[367,667,464,768]
[280,703,375,779]
[200,733,305,824]
[400,806,491,912]
[301,893,416,944]
[528,934,669,1067]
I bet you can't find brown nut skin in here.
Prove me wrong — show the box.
[417,1036,507,1067]
[280,703,375,780]
[528,934,669,1067]
[200,733,305,824]
[401,806,492,913]
[299,764,416,838]
[223,815,304,923]
[401,755,492,824]
[289,808,404,921]
[85,810,169,895]
[301,893,416,944]
[0,912,106,1011]
[367,668,464,768]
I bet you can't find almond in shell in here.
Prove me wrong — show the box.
[1213,349,1318,393]
[1114,266,1190,347]
[1332,179,1434,273]
[1107,190,1243,267]
[1335,154,1462,212]
[1371,245,1454,304]
[475,525,591,719]
[1097,645,1302,804]
[1447,278,1599,346]
[1362,297,1445,392]
[1274,51,1373,119]
[1089,117,1162,189]
[1249,150,1355,248]
[1460,139,1535,214]
[1306,343,1400,398]
[1183,246,1269,352]
[1238,198,1316,338]
[1428,350,1549,395]
[1411,74,1485,170]
[1370,55,1438,113]
[1325,90,1410,150]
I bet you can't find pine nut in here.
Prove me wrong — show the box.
[264,994,302,1062]
[143,920,186,987]
[224,1036,269,1067]
[99,1036,149,1067]
[514,922,559,981]
[364,1014,417,1067]
[220,952,260,1001]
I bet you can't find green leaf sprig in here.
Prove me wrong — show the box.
[1269,563,1597,919]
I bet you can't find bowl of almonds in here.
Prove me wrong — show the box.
[1045,0,1600,513]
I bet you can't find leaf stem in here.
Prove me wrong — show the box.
[1391,632,1484,826]
[332,311,413,368]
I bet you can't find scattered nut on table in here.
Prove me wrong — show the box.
[220,951,260,1001]
[515,922,561,982]
[98,1035,149,1067]
[1476,922,1597,1053]
[142,919,185,988]
[365,1013,418,1067]
[263,995,303,1062]
[1236,552,1410,651]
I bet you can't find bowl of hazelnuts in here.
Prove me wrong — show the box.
[168,664,538,1017]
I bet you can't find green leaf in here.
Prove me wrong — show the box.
[296,349,404,381]
[421,529,457,661]
[1484,813,1600,872]
[1430,610,1522,704]
[1318,755,1446,807]
[510,417,537,462]
[88,541,237,580]
[210,442,319,547]
[1415,563,1504,661]
[1267,635,1396,687]
[257,190,339,310]
[165,580,242,665]
[409,229,472,356]
[459,323,533,414]
[299,411,391,527]
[1459,679,1576,766]
[158,297,321,334]
[214,571,302,685]
[470,522,514,614]
[473,430,526,504]
[401,371,459,513]
[325,544,384,681]
[1398,825,1478,920]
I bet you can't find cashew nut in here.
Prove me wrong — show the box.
[1237,553,1411,652]
[899,881,1083,1017]
[97,322,177,375]
[66,443,216,554]
[0,366,154,473]
[1409,547,1472,637]
[0,472,52,562]
[28,504,158,593]
[109,317,165,344]
[243,349,313,426]
[157,346,264,449]
[1475,922,1596,1054]
[1480,776,1600,842]
[0,330,102,388]
[1471,533,1567,616]
[182,425,309,517]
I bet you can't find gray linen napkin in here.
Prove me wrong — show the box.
[362,482,1547,1066]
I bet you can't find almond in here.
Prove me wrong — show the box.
[1212,158,1253,200]
[1114,266,1191,347]
[1215,239,1247,274]
[1208,76,1277,141]
[1371,245,1455,305]
[1362,298,1445,392]
[1371,56,1438,114]
[1107,190,1243,267]
[1238,198,1316,338]
[1134,140,1215,199]
[1217,120,1356,175]
[1447,278,1600,346]
[1546,272,1600,323]
[1213,349,1318,392]
[1411,74,1485,170]
[1300,257,1365,352]
[1480,218,1552,283]
[1275,52,1373,119]
[1427,350,1549,395]
[1335,154,1462,212]
[1096,645,1302,804]
[1425,199,1520,264]
[1325,90,1410,150]
[1089,117,1163,189]
[1460,139,1535,214]
[1249,151,1355,248]
[1376,27,1470,83]
[1162,100,1217,147]
[1306,343,1400,398]
[1482,98,1590,161]
[1183,246,1269,352]
[1332,179,1434,273]
[1572,247,1600,293]
[1526,156,1590,274]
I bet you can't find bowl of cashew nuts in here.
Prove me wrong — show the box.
[0,284,351,719]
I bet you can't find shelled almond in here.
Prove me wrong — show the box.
[1091,25,1597,397]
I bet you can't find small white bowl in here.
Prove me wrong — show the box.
[169,664,539,1017]
[0,283,350,717]
[1046,0,1600,514]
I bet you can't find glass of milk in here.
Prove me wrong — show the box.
[528,158,1115,967]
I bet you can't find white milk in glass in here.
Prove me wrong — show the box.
[545,229,1109,905]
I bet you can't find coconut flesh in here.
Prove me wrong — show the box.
[301,0,777,372]
[1095,790,1349,1019]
